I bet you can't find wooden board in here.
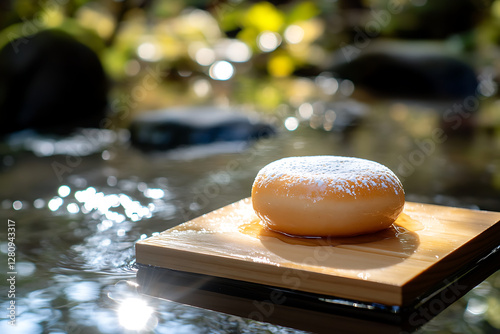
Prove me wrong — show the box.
[136,246,500,333]
[135,198,500,306]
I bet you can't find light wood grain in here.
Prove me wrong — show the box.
[136,198,500,306]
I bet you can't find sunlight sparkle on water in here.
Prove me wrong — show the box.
[67,203,80,214]
[466,298,488,315]
[58,185,71,198]
[118,298,154,330]
[33,198,45,209]
[144,188,165,199]
[13,200,23,210]
[73,186,153,222]
[48,197,64,211]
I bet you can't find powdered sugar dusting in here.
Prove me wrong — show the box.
[254,156,403,200]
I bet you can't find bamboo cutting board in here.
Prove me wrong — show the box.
[135,198,500,307]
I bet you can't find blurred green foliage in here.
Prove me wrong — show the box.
[0,0,499,118]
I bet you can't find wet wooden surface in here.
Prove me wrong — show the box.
[136,198,500,306]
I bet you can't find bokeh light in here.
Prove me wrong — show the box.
[298,103,314,120]
[339,80,355,96]
[33,198,45,209]
[316,74,339,95]
[143,188,165,199]
[193,78,212,97]
[195,47,216,66]
[67,203,80,214]
[65,281,100,302]
[284,25,305,44]
[13,200,23,210]
[58,185,71,198]
[467,298,488,315]
[209,61,234,80]
[224,40,252,62]
[48,197,64,212]
[118,298,155,331]
[284,117,299,131]
[124,60,141,76]
[17,262,36,277]
[323,109,337,131]
[258,31,282,52]
[137,42,161,62]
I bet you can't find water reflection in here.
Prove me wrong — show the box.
[57,185,71,197]
[65,281,100,302]
[48,197,64,211]
[1,101,500,333]
[16,264,35,278]
[5,129,125,157]
[12,200,23,210]
[118,298,156,330]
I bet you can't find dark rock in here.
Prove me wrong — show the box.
[129,107,276,150]
[332,51,478,100]
[387,0,485,40]
[0,29,108,136]
[311,100,368,132]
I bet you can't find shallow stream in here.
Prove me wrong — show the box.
[1,100,500,333]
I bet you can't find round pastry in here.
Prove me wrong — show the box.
[251,156,405,237]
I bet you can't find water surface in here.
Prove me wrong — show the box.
[1,101,500,333]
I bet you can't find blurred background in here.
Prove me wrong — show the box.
[0,0,499,129]
[1,0,500,333]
